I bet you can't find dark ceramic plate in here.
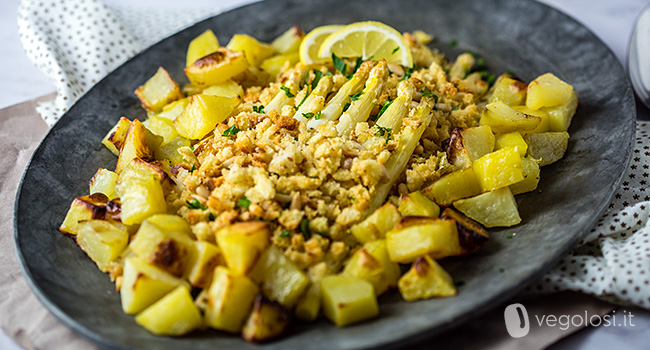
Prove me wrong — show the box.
[14,0,635,349]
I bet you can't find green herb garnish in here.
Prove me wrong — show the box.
[452,106,460,111]
[342,102,351,112]
[351,57,363,78]
[400,66,414,81]
[499,267,505,273]
[237,196,251,209]
[280,86,294,98]
[302,112,315,119]
[311,69,323,91]
[315,111,322,120]
[476,58,486,68]
[294,92,309,110]
[349,91,363,101]
[190,164,196,173]
[222,125,242,137]
[375,125,393,144]
[208,212,215,221]
[506,235,513,239]
[252,105,265,113]
[325,71,334,77]
[187,199,206,210]
[300,218,311,239]
[449,40,457,47]
[377,99,393,118]
[279,230,291,238]
[332,53,347,77]
[392,47,400,54]
[421,87,435,99]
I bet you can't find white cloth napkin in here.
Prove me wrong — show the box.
[16,0,650,310]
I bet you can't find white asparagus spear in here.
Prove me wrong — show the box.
[293,75,334,124]
[266,65,308,114]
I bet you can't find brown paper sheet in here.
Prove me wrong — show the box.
[0,96,613,350]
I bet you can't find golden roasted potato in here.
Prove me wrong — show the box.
[89,168,118,199]
[204,266,259,333]
[135,67,184,112]
[184,48,249,85]
[249,246,310,308]
[77,220,129,272]
[480,101,542,133]
[115,172,167,226]
[320,275,379,327]
[423,167,482,207]
[216,221,270,275]
[59,193,108,235]
[227,34,275,66]
[526,73,574,110]
[350,202,401,244]
[241,295,291,343]
[128,220,195,277]
[510,157,541,195]
[445,125,495,169]
[541,90,578,132]
[398,255,456,302]
[173,93,240,140]
[524,131,570,166]
[115,119,153,174]
[270,25,304,53]
[101,117,131,155]
[440,208,489,255]
[135,285,203,336]
[186,29,220,67]
[453,187,521,227]
[187,241,222,288]
[386,217,462,263]
[398,191,440,218]
[342,239,400,296]
[488,76,527,106]
[472,147,523,192]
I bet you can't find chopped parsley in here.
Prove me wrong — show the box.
[476,58,486,69]
[349,91,363,101]
[392,47,400,54]
[420,87,437,102]
[377,99,393,118]
[375,125,393,144]
[332,53,347,77]
[252,105,265,113]
[349,196,356,201]
[499,267,505,273]
[302,111,321,120]
[186,199,206,210]
[237,196,251,209]
[466,50,477,57]
[325,91,336,100]
[351,57,363,77]
[280,86,294,98]
[506,235,513,239]
[449,39,457,47]
[294,92,309,110]
[506,70,516,76]
[222,125,242,137]
[324,71,334,77]
[400,66,414,81]
[207,212,215,221]
[190,164,196,173]
[342,102,351,112]
[311,69,323,91]
[190,145,195,151]
[452,105,460,111]
[300,218,311,239]
[279,230,291,238]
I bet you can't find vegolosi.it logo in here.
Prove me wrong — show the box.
[504,303,530,338]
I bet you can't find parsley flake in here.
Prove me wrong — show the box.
[299,218,311,239]
[377,99,393,118]
[315,111,322,120]
[252,105,265,113]
[349,91,363,101]
[449,39,457,47]
[392,47,400,54]
[222,125,242,137]
[280,86,294,98]
[452,106,460,111]
[237,196,251,208]
[324,71,334,77]
[506,235,513,239]
[208,212,215,221]
[342,102,351,112]
[351,57,363,78]
[311,69,323,91]
[332,53,347,77]
[302,112,315,119]
[375,125,393,144]
[400,66,414,81]
[294,92,309,110]
[279,230,291,238]
[190,164,196,173]
[187,199,206,210]
[499,267,505,273]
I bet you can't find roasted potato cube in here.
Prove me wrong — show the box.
[135,285,203,336]
[480,101,542,133]
[77,220,129,271]
[350,203,401,244]
[453,187,521,227]
[184,48,249,85]
[488,76,527,106]
[187,241,221,288]
[115,174,167,226]
[242,295,291,343]
[261,52,300,78]
[472,147,523,192]
[153,136,192,165]
[205,266,259,333]
[495,131,528,156]
[216,222,270,275]
[129,220,195,277]
[294,281,320,321]
[398,191,440,217]
[143,115,178,145]
[386,217,461,263]
[445,125,495,169]
[423,167,482,206]
[440,208,489,255]
[146,214,193,236]
[173,93,240,140]
[201,80,244,98]
[398,255,456,302]
[155,98,188,122]
[249,246,310,308]
[510,157,541,195]
[101,117,130,155]
[89,168,118,199]
[227,34,275,66]
[59,193,108,235]
[135,67,184,112]
[320,275,379,327]
[186,29,220,67]
[115,120,153,174]
[513,106,549,134]
[120,257,188,314]
[342,240,400,295]
[119,158,172,192]
[526,73,574,110]
[270,25,304,53]
[524,132,570,166]
[541,90,578,132]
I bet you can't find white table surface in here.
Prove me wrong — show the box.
[1,0,649,349]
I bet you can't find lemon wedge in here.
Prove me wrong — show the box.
[317,21,413,67]
[299,25,344,64]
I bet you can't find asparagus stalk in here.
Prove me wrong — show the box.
[266,65,308,114]
[336,60,389,137]
[366,98,434,214]
[293,75,334,124]
[307,61,374,129]
[375,80,416,131]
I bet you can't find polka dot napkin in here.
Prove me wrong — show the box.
[16,0,650,309]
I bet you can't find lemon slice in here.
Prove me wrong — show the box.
[299,25,344,64]
[317,21,413,67]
